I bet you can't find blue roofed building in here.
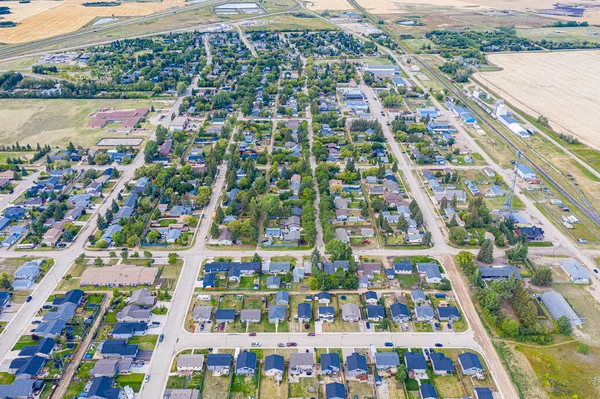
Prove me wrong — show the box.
[321,353,341,375]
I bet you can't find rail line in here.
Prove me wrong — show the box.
[347,0,600,228]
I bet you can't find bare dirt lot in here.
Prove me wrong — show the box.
[0,0,186,44]
[475,51,600,151]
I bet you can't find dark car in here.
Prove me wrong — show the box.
[159,334,164,342]
[366,322,371,329]
[26,296,33,302]
[384,342,393,347]
[308,332,316,337]
[249,332,256,336]
[278,343,285,347]
[435,343,443,347]
[286,342,297,347]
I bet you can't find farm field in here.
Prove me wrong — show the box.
[0,98,153,147]
[0,0,186,44]
[304,0,352,11]
[517,27,600,45]
[244,13,337,31]
[475,51,600,151]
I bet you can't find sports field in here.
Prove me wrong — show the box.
[0,98,153,147]
[475,50,600,151]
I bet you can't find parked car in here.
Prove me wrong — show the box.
[435,343,443,347]
[286,342,297,347]
[159,334,164,342]
[308,332,316,337]
[26,296,32,302]
[384,342,393,347]
[278,343,285,347]
[144,375,150,383]
[249,332,256,336]
[365,322,371,329]
[251,342,261,347]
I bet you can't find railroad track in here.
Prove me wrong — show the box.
[347,0,600,228]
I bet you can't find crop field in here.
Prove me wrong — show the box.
[0,0,186,44]
[304,0,352,11]
[0,98,153,147]
[517,27,600,45]
[475,51,600,151]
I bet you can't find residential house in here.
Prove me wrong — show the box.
[130,288,157,307]
[420,384,438,399]
[321,353,341,375]
[341,303,361,322]
[116,305,152,323]
[390,303,410,323]
[87,376,122,399]
[411,290,427,305]
[375,352,400,371]
[297,303,311,322]
[215,309,236,323]
[275,291,290,305]
[236,351,257,375]
[458,353,483,376]
[100,340,139,359]
[111,322,147,339]
[366,305,386,321]
[90,359,133,378]
[393,260,413,274]
[316,292,331,304]
[417,263,443,284]
[289,353,314,375]
[268,306,286,323]
[318,306,335,322]
[264,354,284,377]
[346,352,368,377]
[415,306,435,322]
[266,276,281,289]
[206,354,232,375]
[364,291,378,305]
[404,352,427,378]
[240,309,261,323]
[430,352,454,375]
[437,306,460,322]
[176,354,205,374]
[474,387,494,399]
[325,382,346,399]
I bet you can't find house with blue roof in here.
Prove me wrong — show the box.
[417,263,443,283]
[4,207,24,220]
[316,292,331,304]
[268,306,286,323]
[437,306,460,321]
[204,262,229,274]
[390,302,410,323]
[430,352,454,375]
[297,303,311,322]
[207,354,232,375]
[18,338,55,358]
[53,289,84,306]
[236,351,257,375]
[474,387,494,399]
[215,309,236,323]
[346,352,368,377]
[394,259,413,274]
[0,292,10,312]
[266,276,281,289]
[101,340,138,359]
[366,305,386,321]
[318,306,335,322]
[111,322,148,339]
[264,354,284,376]
[202,273,216,288]
[275,291,290,305]
[420,383,438,399]
[321,353,341,375]
[10,355,46,379]
[87,376,122,399]
[325,382,346,399]
[35,319,66,338]
[404,352,427,377]
[0,379,40,398]
[364,291,378,305]
[458,352,484,375]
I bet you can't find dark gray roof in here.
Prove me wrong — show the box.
[430,352,454,372]
[88,376,121,399]
[207,354,232,367]
[420,384,438,399]
[458,353,483,371]
[101,340,138,356]
[298,303,311,319]
[405,352,426,370]
[390,303,409,318]
[479,266,522,280]
[236,351,256,371]
[366,305,385,319]
[215,309,236,321]
[375,352,400,368]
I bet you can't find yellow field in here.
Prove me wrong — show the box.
[355,0,600,23]
[0,0,186,44]
[475,51,600,151]
[304,0,352,11]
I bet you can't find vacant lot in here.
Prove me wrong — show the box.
[0,0,186,44]
[554,284,600,345]
[475,51,600,151]
[0,99,152,147]
[517,341,600,398]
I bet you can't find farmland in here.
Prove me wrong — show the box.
[0,0,186,44]
[475,51,600,151]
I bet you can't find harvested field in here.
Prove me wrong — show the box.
[0,0,185,44]
[0,98,153,147]
[304,0,352,11]
[475,51,600,151]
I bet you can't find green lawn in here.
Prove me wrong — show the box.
[128,335,158,350]
[289,377,317,398]
[116,373,145,392]
[231,371,259,399]
[12,335,39,350]
[166,375,187,389]
[64,381,86,398]
[0,372,15,385]
[75,362,95,380]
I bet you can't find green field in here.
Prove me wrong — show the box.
[517,27,600,45]
[0,98,152,147]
